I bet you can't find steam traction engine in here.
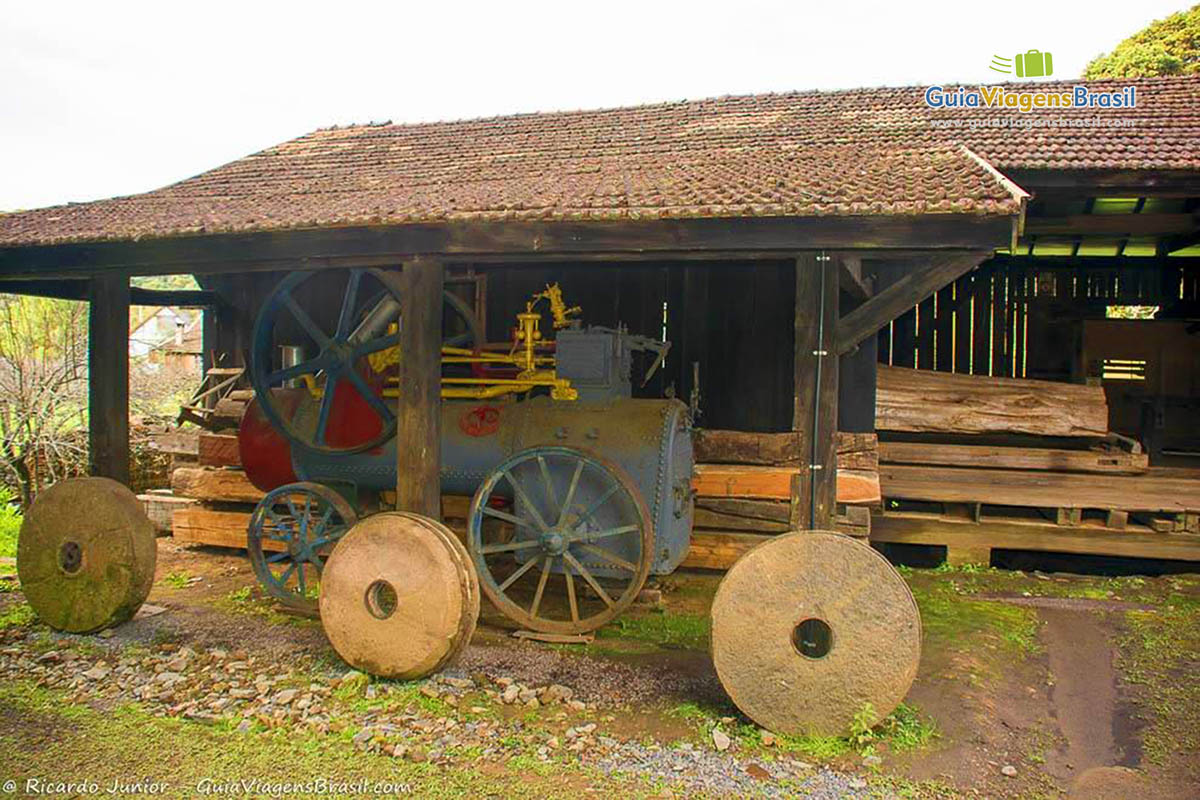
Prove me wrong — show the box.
[238,268,694,635]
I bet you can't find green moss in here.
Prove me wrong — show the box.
[596,609,710,650]
[1117,594,1200,774]
[908,578,1041,658]
[0,601,35,629]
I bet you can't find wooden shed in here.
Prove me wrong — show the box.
[1,75,1198,567]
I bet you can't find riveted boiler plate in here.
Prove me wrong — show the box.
[17,477,157,633]
[319,512,476,679]
[710,531,921,736]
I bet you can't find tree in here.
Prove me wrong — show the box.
[1084,4,1200,78]
[0,295,90,508]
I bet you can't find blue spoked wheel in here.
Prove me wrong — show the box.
[249,268,481,455]
[247,482,358,612]
[467,446,653,634]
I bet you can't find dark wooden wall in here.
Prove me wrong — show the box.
[876,256,1200,383]
[479,260,797,432]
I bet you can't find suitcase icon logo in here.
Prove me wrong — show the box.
[1015,49,1053,77]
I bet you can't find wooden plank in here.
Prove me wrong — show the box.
[872,511,1200,563]
[137,493,198,533]
[878,441,1148,474]
[694,430,876,470]
[694,430,802,466]
[396,258,443,518]
[150,430,200,457]
[681,531,770,570]
[88,273,130,484]
[198,433,241,467]
[171,467,263,504]
[836,252,988,355]
[876,365,1109,437]
[172,508,262,550]
[693,507,791,533]
[695,498,790,524]
[693,465,881,505]
[1025,212,1200,236]
[879,464,1200,513]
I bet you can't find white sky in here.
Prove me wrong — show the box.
[1,0,1191,212]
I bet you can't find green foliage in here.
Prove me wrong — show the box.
[1085,4,1200,78]
[0,602,36,629]
[161,571,192,589]
[0,485,21,558]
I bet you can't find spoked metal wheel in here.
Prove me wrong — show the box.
[249,267,481,455]
[247,481,358,612]
[467,446,653,634]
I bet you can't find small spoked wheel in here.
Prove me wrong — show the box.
[247,482,358,612]
[467,446,653,634]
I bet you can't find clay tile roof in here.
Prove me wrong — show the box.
[2,75,1197,247]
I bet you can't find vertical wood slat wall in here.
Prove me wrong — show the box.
[877,257,1200,378]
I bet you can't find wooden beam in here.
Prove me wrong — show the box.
[793,253,840,528]
[1025,213,1199,237]
[835,251,987,355]
[1164,229,1200,254]
[872,511,1200,563]
[88,273,130,484]
[0,278,218,306]
[396,258,443,518]
[1004,168,1200,197]
[171,467,262,503]
[879,464,1200,513]
[693,464,881,505]
[878,441,1148,474]
[0,215,1015,278]
[198,433,241,467]
[876,365,1109,437]
[838,255,871,300]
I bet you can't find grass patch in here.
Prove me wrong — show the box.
[1117,592,1200,776]
[0,601,36,630]
[908,577,1041,658]
[0,487,21,559]
[0,680,647,799]
[160,571,192,589]
[596,609,709,650]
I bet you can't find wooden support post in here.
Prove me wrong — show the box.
[793,253,839,530]
[88,273,130,484]
[396,258,444,518]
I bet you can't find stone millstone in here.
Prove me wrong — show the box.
[710,531,921,737]
[319,512,479,679]
[392,512,480,673]
[17,477,157,633]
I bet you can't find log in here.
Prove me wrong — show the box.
[878,441,1148,474]
[198,433,241,467]
[693,465,881,505]
[693,430,802,466]
[172,507,263,551]
[876,365,1108,437]
[693,430,878,472]
[681,531,770,570]
[171,467,263,504]
[879,464,1200,513]
[150,430,200,457]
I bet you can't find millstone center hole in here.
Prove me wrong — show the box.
[364,580,398,620]
[58,541,83,575]
[792,617,833,659]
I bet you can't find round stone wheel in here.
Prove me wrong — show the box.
[710,531,921,737]
[319,512,479,679]
[391,511,480,673]
[17,477,157,633]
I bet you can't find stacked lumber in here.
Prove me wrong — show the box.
[869,366,1200,564]
[683,429,881,570]
[170,432,261,549]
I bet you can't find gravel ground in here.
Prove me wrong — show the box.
[0,621,876,798]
